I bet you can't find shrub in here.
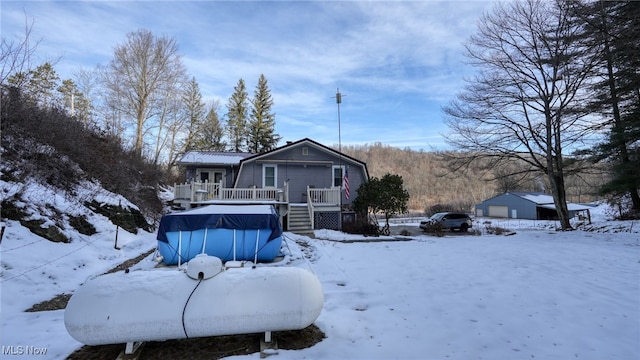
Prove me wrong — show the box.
[342,215,379,236]
[485,225,510,235]
[2,87,164,221]
[421,221,446,235]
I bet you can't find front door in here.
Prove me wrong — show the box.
[196,169,225,185]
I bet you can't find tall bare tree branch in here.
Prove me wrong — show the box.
[443,0,600,229]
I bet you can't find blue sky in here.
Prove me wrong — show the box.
[2,0,494,150]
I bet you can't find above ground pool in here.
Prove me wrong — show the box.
[156,204,283,265]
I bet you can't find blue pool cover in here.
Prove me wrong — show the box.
[156,204,283,264]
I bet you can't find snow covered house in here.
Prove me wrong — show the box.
[173,138,370,233]
[475,192,592,222]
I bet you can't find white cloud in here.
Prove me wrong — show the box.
[1,0,494,150]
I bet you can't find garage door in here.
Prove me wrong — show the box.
[488,205,509,218]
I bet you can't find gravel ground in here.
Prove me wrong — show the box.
[66,325,325,359]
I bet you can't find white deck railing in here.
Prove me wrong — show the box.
[219,187,281,201]
[173,181,288,203]
[307,187,341,205]
[307,186,342,230]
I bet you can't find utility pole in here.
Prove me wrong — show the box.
[336,88,343,156]
[335,88,344,228]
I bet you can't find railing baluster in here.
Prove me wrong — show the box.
[174,183,320,204]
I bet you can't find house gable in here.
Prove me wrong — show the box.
[234,138,369,204]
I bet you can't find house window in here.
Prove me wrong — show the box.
[302,147,308,156]
[196,169,225,184]
[263,164,277,187]
[332,165,345,187]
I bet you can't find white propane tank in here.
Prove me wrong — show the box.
[186,254,223,280]
[64,257,324,346]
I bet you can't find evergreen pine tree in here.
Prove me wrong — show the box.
[575,1,640,212]
[226,78,249,152]
[57,78,92,123]
[182,77,206,151]
[194,101,227,151]
[248,74,280,153]
[8,62,60,107]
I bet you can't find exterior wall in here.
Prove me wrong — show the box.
[475,193,538,220]
[236,141,367,204]
[185,165,238,188]
[476,192,587,221]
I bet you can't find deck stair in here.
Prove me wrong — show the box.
[287,206,313,234]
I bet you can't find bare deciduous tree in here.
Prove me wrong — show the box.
[443,0,600,229]
[0,13,39,86]
[72,67,101,127]
[152,88,182,165]
[102,29,187,158]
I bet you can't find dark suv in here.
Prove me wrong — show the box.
[420,212,473,232]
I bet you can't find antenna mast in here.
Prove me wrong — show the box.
[336,88,343,155]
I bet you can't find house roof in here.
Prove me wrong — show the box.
[481,192,592,211]
[511,192,555,204]
[538,203,593,211]
[177,151,254,165]
[232,138,369,188]
[177,139,369,179]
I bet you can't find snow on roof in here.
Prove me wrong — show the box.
[538,203,594,211]
[178,151,253,165]
[511,192,593,211]
[518,193,555,204]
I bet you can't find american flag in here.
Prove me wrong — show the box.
[343,168,350,199]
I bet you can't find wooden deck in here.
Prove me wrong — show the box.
[172,182,342,232]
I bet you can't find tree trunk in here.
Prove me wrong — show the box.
[135,99,146,158]
[548,170,572,230]
[547,109,572,230]
[601,25,640,210]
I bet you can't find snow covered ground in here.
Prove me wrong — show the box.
[1,200,639,359]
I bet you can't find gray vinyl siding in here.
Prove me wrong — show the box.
[476,193,538,219]
[236,142,367,204]
[184,165,238,188]
[477,192,589,221]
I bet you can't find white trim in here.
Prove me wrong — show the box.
[196,168,226,183]
[262,164,277,188]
